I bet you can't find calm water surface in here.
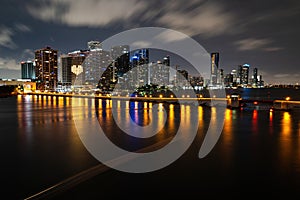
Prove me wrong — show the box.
[1,93,300,199]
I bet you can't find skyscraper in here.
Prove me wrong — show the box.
[84,48,111,86]
[21,61,35,80]
[176,69,189,88]
[131,49,149,66]
[130,49,150,87]
[237,65,243,84]
[111,45,130,78]
[217,68,224,85]
[61,50,87,87]
[35,46,58,90]
[253,67,258,86]
[210,52,219,85]
[149,58,170,87]
[241,64,250,86]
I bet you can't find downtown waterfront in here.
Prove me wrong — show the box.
[1,88,300,199]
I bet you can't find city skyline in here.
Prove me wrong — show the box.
[0,0,299,84]
[0,40,274,90]
[18,41,268,90]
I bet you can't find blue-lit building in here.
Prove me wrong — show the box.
[21,61,35,80]
[130,49,150,87]
[111,45,130,78]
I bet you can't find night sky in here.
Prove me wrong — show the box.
[0,0,299,84]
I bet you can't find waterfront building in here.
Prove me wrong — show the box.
[217,68,224,85]
[34,46,58,90]
[224,73,234,88]
[84,43,112,86]
[258,75,264,88]
[210,52,219,85]
[175,68,189,88]
[241,64,250,86]
[111,45,130,79]
[149,60,170,87]
[61,50,87,87]
[189,75,204,87]
[253,67,258,84]
[21,61,35,80]
[130,49,150,87]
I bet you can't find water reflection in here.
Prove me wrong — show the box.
[282,112,291,136]
[279,111,292,172]
[269,110,273,134]
[12,95,300,198]
[252,109,258,133]
[17,95,73,129]
[17,96,300,169]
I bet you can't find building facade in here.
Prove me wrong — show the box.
[61,50,87,87]
[21,61,35,80]
[210,52,219,85]
[35,46,58,90]
[241,64,250,86]
[130,49,150,87]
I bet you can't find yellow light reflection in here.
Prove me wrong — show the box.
[17,94,22,101]
[198,106,203,122]
[99,99,103,109]
[223,109,232,134]
[220,108,234,166]
[117,100,121,109]
[158,103,163,111]
[185,105,191,124]
[282,112,291,136]
[157,104,165,129]
[169,104,175,131]
[106,99,110,108]
[269,110,273,134]
[278,111,294,172]
[143,104,150,126]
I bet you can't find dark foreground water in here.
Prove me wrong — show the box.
[1,90,300,199]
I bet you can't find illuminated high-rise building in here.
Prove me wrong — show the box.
[111,45,130,78]
[21,61,35,80]
[175,69,189,88]
[210,52,219,85]
[217,68,224,85]
[131,49,150,87]
[237,65,243,84]
[35,46,58,90]
[241,64,250,85]
[84,48,111,86]
[61,50,88,86]
[253,67,258,86]
[150,59,170,87]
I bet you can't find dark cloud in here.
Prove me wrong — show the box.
[0,0,299,84]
